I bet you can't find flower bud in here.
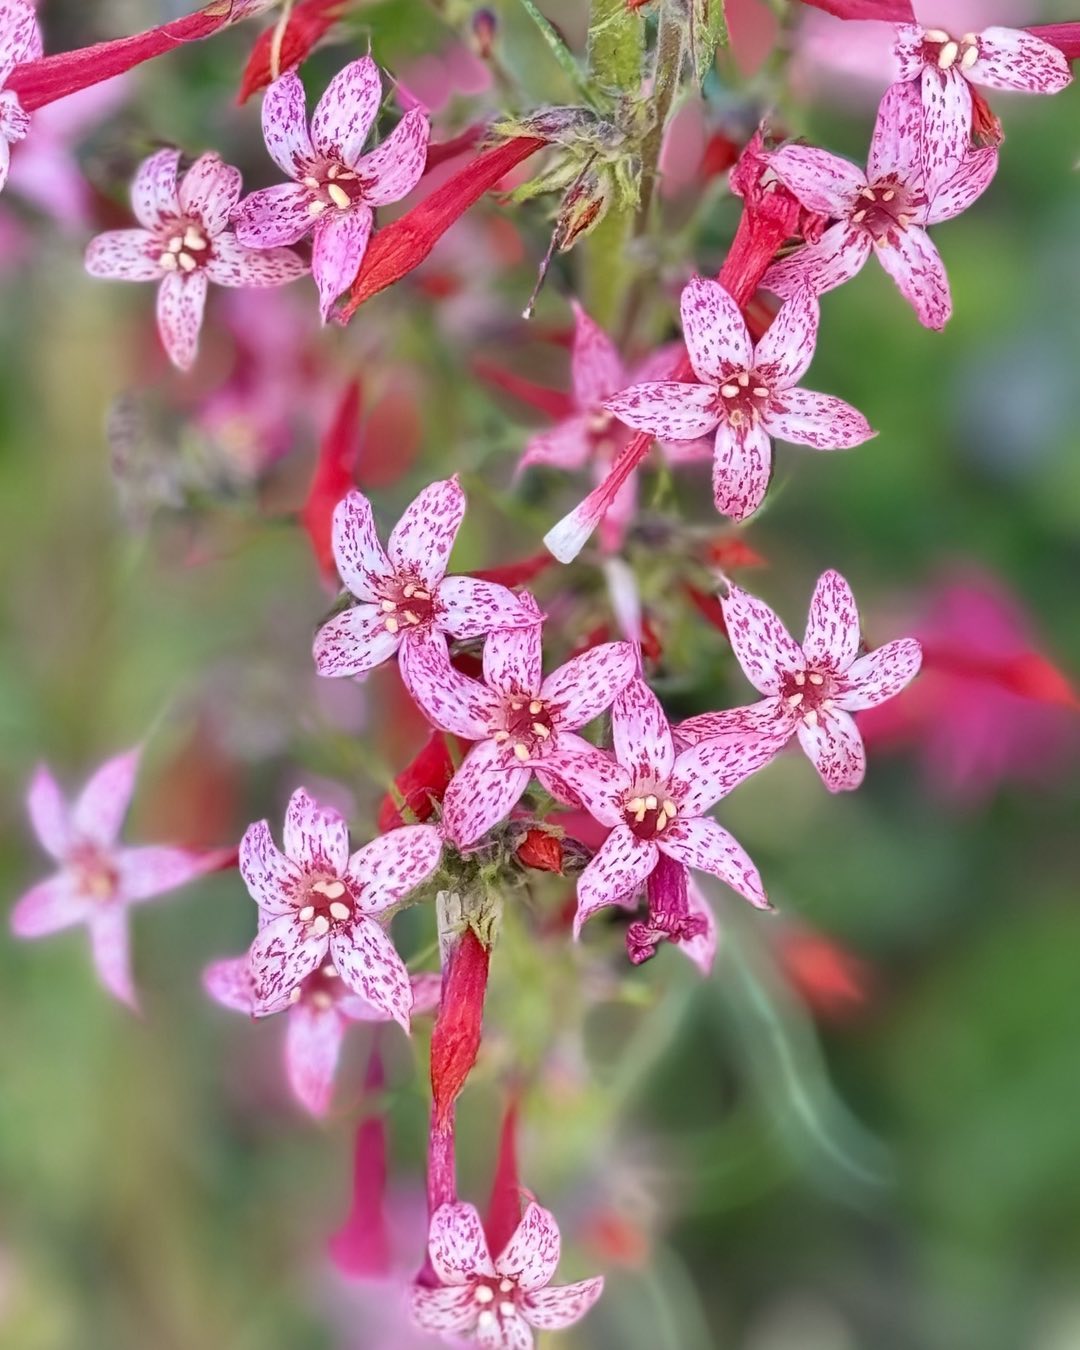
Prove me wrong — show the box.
[516,828,564,874]
[430,927,490,1128]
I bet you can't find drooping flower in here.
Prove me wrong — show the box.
[402,605,637,847]
[203,952,439,1115]
[233,57,430,318]
[85,148,307,370]
[410,1201,604,1347]
[312,476,537,686]
[604,278,874,521]
[761,81,997,329]
[10,748,227,1008]
[677,571,923,792]
[542,678,776,936]
[0,0,41,195]
[240,787,442,1026]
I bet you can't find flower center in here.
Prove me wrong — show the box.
[921,28,979,71]
[622,790,679,840]
[289,962,341,1008]
[379,577,436,635]
[716,369,771,430]
[296,876,356,936]
[473,1278,518,1332]
[849,179,924,242]
[68,843,119,903]
[780,668,837,726]
[157,221,212,274]
[495,695,557,761]
[302,162,368,216]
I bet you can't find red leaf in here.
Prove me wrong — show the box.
[300,379,361,582]
[237,0,346,104]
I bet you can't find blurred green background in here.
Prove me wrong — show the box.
[1,3,1078,1348]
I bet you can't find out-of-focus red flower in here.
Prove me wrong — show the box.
[516,829,564,874]
[583,1210,651,1268]
[683,582,728,637]
[472,358,575,421]
[430,928,490,1129]
[484,1099,523,1257]
[377,730,457,832]
[775,927,873,1022]
[237,0,346,103]
[705,536,767,571]
[1029,22,1080,59]
[301,380,362,584]
[796,0,914,20]
[328,1052,393,1279]
[471,551,555,589]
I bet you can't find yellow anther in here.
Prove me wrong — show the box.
[327,183,351,210]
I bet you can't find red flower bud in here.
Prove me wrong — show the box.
[430,928,490,1129]
[377,730,456,833]
[237,0,346,104]
[516,829,564,874]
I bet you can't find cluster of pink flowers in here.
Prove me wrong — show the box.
[5,0,1077,1343]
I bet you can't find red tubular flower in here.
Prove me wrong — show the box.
[340,136,548,320]
[237,0,346,104]
[430,927,490,1130]
[1026,23,1080,60]
[484,1098,523,1258]
[471,358,576,421]
[682,582,728,637]
[327,1050,393,1279]
[377,730,457,832]
[300,379,361,584]
[470,551,555,589]
[796,0,915,20]
[8,0,275,111]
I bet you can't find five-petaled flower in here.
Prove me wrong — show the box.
[312,476,537,688]
[240,787,442,1028]
[233,56,430,319]
[604,278,874,521]
[204,953,440,1116]
[403,597,637,846]
[410,1201,604,1347]
[10,748,227,1008]
[677,571,923,792]
[85,148,307,370]
[542,677,778,936]
[0,0,41,195]
[761,80,998,330]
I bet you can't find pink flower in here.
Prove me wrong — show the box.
[604,278,874,521]
[678,571,922,792]
[233,57,430,319]
[0,0,41,194]
[762,81,998,329]
[543,678,775,936]
[410,1201,604,1347]
[203,954,440,1116]
[239,787,442,1027]
[894,18,1070,153]
[402,601,637,847]
[10,748,226,1008]
[520,304,711,552]
[85,148,307,371]
[312,476,537,686]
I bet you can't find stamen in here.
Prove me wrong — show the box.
[327,183,351,210]
[937,39,959,67]
[499,1279,514,1294]
[513,743,530,761]
[510,700,524,711]
[663,799,677,818]
[493,730,510,742]
[312,990,333,1010]
[737,372,750,387]
[402,610,421,625]
[858,186,876,199]
[159,253,178,270]
[299,905,316,921]
[721,384,739,398]
[412,589,430,600]
[882,189,895,202]
[475,1287,494,1304]
[655,810,668,831]
[753,386,769,398]
[804,709,819,727]
[183,226,207,250]
[794,672,806,685]
[924,27,949,40]
[808,672,824,685]
[499,1302,516,1317]
[960,43,978,68]
[532,723,550,739]
[627,797,644,814]
[528,700,543,715]
[385,616,399,633]
[177,252,197,272]
[897,214,912,227]
[168,235,184,252]
[312,914,331,936]
[477,1310,496,1329]
[313,880,346,899]
[289,987,303,1004]
[644,794,658,810]
[851,209,867,223]
[381,599,396,612]
[788,692,804,707]
[329,901,351,921]
[302,175,320,189]
[323,965,338,977]
[402,583,415,598]
[326,164,340,179]
[308,199,327,216]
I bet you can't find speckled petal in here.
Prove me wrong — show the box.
[523,1278,605,1331]
[354,108,430,206]
[659,817,768,908]
[409,1284,478,1336]
[541,641,637,729]
[346,824,443,912]
[867,79,924,185]
[764,387,874,450]
[767,144,865,217]
[892,23,927,81]
[283,787,350,872]
[836,638,922,710]
[671,733,785,815]
[156,270,208,371]
[233,182,316,248]
[520,414,593,471]
[570,301,625,407]
[487,1308,533,1349]
[712,421,772,522]
[613,678,675,782]
[72,747,140,847]
[89,907,137,1009]
[312,603,401,678]
[483,612,544,698]
[438,576,536,642]
[680,275,751,380]
[428,1202,497,1285]
[920,66,972,187]
[10,875,88,938]
[603,381,720,442]
[310,55,382,165]
[752,286,819,389]
[874,226,950,330]
[797,708,867,791]
[803,570,861,671]
[179,153,241,235]
[397,634,498,738]
[536,745,630,828]
[130,147,180,229]
[84,229,159,281]
[202,955,255,1013]
[969,26,1072,94]
[721,583,804,695]
[678,877,719,976]
[495,1203,561,1291]
[443,739,531,848]
[0,0,41,73]
[115,846,218,903]
[249,912,327,1010]
[575,827,657,935]
[331,490,393,601]
[261,71,314,178]
[239,818,303,915]
[388,477,465,587]
[27,765,70,859]
[205,234,307,287]
[312,205,373,320]
[284,1004,344,1115]
[761,222,871,300]
[675,698,792,750]
[925,146,998,225]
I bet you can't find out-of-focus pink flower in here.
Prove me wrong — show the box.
[85,149,307,370]
[234,59,430,318]
[411,1201,604,1346]
[403,600,636,847]
[678,571,922,792]
[542,677,775,937]
[397,41,492,114]
[10,748,228,1008]
[762,81,997,329]
[239,786,442,1024]
[0,0,40,195]
[605,279,874,521]
[203,953,439,1115]
[859,571,1080,803]
[312,476,536,686]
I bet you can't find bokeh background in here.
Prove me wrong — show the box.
[1,2,1079,1348]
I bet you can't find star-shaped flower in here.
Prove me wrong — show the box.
[0,0,40,195]
[761,80,998,329]
[677,571,923,792]
[312,476,537,687]
[240,787,442,1027]
[204,954,440,1116]
[894,20,1070,165]
[543,677,777,935]
[410,1201,604,1348]
[85,148,308,370]
[234,57,430,319]
[10,748,227,1008]
[521,303,711,552]
[403,601,637,847]
[603,277,874,521]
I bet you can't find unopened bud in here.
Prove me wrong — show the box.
[516,828,564,874]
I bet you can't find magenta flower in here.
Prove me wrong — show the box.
[233,57,430,319]
[761,81,998,330]
[604,278,874,521]
[0,0,41,194]
[312,476,537,686]
[402,601,637,847]
[240,787,442,1028]
[204,954,440,1116]
[894,20,1070,157]
[10,748,226,1009]
[544,677,776,936]
[85,148,307,371]
[678,571,923,792]
[410,1201,604,1347]
[521,304,711,552]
